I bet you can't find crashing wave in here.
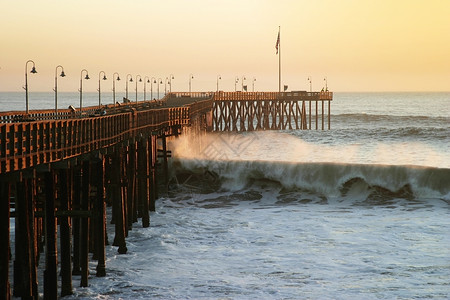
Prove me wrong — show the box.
[170,159,450,202]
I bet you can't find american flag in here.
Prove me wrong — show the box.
[276,30,280,54]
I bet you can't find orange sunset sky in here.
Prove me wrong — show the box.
[1,0,449,92]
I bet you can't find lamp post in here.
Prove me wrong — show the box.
[112,72,120,105]
[165,77,169,95]
[234,76,239,92]
[157,78,163,99]
[189,74,194,93]
[144,76,150,101]
[126,74,133,101]
[79,69,90,115]
[252,77,256,92]
[151,77,156,100]
[241,75,246,92]
[98,71,107,107]
[135,75,142,103]
[169,74,174,93]
[54,65,66,113]
[216,75,221,92]
[24,59,37,114]
[307,76,312,92]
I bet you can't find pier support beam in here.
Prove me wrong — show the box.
[80,160,90,287]
[127,143,137,229]
[95,156,106,277]
[138,138,150,227]
[43,169,58,300]
[112,150,127,254]
[0,178,11,300]
[149,135,157,211]
[161,133,169,187]
[58,167,73,296]
[72,166,82,276]
[328,100,331,130]
[14,175,38,299]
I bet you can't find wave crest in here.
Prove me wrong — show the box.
[171,159,450,201]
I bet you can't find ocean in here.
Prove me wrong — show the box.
[5,92,450,299]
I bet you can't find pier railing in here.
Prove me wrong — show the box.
[0,99,167,123]
[0,99,211,174]
[213,91,333,101]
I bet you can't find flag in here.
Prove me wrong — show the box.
[275,30,280,54]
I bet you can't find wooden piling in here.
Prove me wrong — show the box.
[149,135,157,211]
[13,175,37,299]
[72,166,82,276]
[328,100,331,130]
[58,167,73,296]
[112,150,127,254]
[43,169,58,300]
[80,160,90,287]
[95,156,106,277]
[0,178,11,300]
[127,142,137,228]
[161,133,169,187]
[138,138,150,227]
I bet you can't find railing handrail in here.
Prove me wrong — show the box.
[212,91,333,101]
[0,99,167,123]
[0,97,212,173]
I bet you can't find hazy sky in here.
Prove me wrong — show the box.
[1,0,449,92]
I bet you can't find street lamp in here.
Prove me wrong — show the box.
[234,76,239,92]
[157,78,163,99]
[216,75,221,92]
[54,65,66,113]
[307,76,312,92]
[24,59,37,114]
[98,71,107,107]
[79,69,90,115]
[126,74,133,101]
[165,77,169,95]
[151,77,156,100]
[189,74,194,93]
[144,76,150,101]
[241,75,246,92]
[135,75,142,103]
[112,72,120,105]
[252,77,256,92]
[169,74,174,93]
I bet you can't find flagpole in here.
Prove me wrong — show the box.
[278,26,281,93]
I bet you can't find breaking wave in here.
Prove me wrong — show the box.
[171,159,450,202]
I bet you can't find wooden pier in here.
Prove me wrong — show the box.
[0,90,332,299]
[213,91,333,131]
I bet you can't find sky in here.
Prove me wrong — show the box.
[1,0,449,93]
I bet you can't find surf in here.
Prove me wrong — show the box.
[170,159,450,201]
